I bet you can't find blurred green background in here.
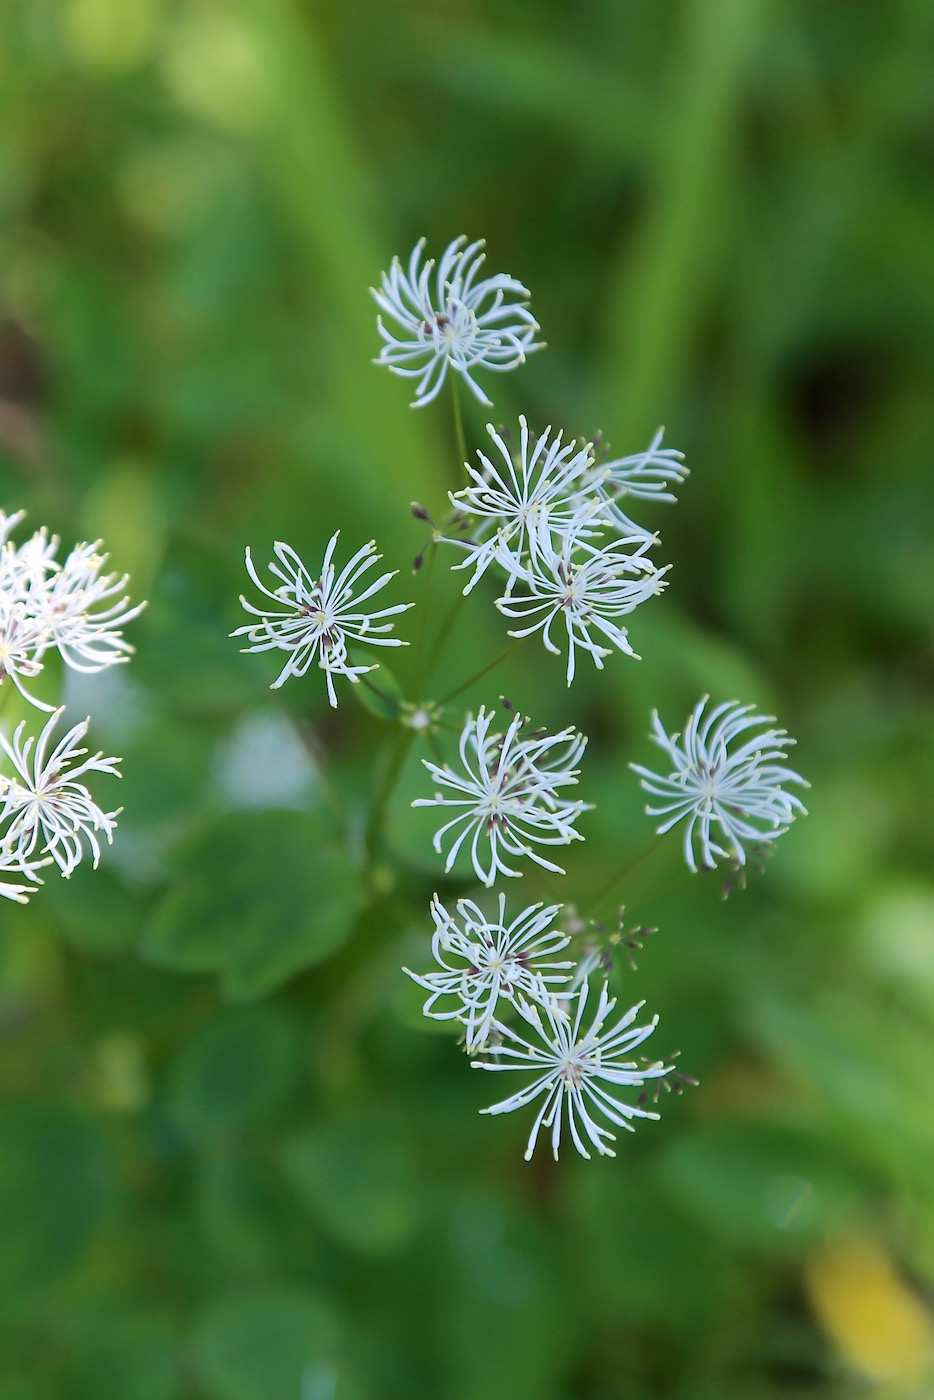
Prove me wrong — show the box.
[1,0,933,1396]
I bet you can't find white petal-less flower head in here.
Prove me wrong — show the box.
[27,540,146,673]
[496,530,667,684]
[404,893,574,1053]
[233,532,413,707]
[0,708,122,877]
[412,706,588,887]
[631,696,810,871]
[474,980,672,1160]
[445,417,605,594]
[0,514,145,709]
[371,236,543,408]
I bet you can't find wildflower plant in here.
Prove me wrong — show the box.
[0,512,144,904]
[232,232,809,1160]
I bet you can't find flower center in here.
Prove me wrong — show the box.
[559,1050,588,1089]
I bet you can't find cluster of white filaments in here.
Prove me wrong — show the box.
[404,896,672,1159]
[0,509,144,711]
[404,893,574,1052]
[444,416,682,683]
[413,706,588,887]
[631,697,810,871]
[371,236,543,408]
[0,511,140,906]
[227,235,809,1162]
[233,532,413,707]
[0,708,122,900]
[476,981,672,1161]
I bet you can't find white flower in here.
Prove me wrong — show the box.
[445,417,604,593]
[496,530,667,684]
[371,236,542,408]
[474,980,671,1160]
[631,696,809,871]
[0,603,52,710]
[27,540,145,673]
[412,706,588,887]
[0,514,144,709]
[0,708,122,877]
[596,427,688,537]
[233,532,412,707]
[404,893,574,1052]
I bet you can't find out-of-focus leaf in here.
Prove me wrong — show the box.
[282,1114,422,1256]
[142,810,358,999]
[167,1005,298,1142]
[441,1191,575,1400]
[657,1123,863,1253]
[133,541,261,713]
[196,1152,315,1270]
[564,1160,727,1328]
[0,1104,115,1292]
[41,864,146,956]
[67,1314,180,1400]
[193,1292,339,1400]
[79,458,167,600]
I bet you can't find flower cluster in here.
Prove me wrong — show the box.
[0,510,144,710]
[0,510,140,906]
[445,416,676,683]
[404,894,674,1159]
[229,232,810,1161]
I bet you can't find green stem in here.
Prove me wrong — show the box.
[364,728,416,867]
[423,582,470,684]
[450,374,468,486]
[585,832,667,918]
[411,539,438,696]
[438,636,528,707]
[359,673,397,708]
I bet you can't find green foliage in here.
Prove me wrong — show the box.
[168,1005,299,1142]
[193,1292,340,1400]
[0,1104,114,1294]
[282,1114,422,1256]
[1,0,933,1395]
[143,810,358,999]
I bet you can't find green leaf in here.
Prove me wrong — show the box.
[196,1153,314,1270]
[282,1114,422,1256]
[348,650,405,722]
[42,864,146,957]
[0,1104,115,1293]
[193,1292,339,1400]
[142,810,358,1000]
[167,1005,299,1142]
[68,1316,181,1400]
[656,1123,862,1254]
